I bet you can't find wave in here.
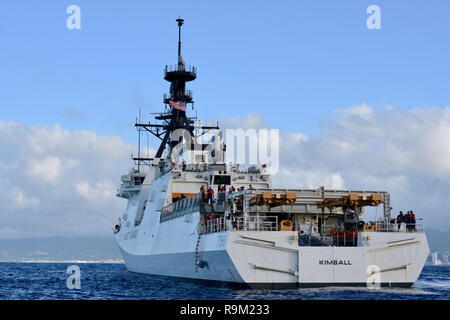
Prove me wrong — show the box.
[415,278,450,289]
[0,259,124,264]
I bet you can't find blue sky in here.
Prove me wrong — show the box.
[1,0,449,144]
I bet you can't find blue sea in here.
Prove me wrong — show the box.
[0,263,449,300]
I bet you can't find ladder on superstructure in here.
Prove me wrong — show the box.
[194,225,202,272]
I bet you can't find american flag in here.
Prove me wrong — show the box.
[169,100,186,111]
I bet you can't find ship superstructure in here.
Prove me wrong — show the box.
[114,19,429,288]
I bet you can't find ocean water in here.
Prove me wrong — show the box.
[0,263,449,300]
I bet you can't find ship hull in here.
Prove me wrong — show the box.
[119,248,241,283]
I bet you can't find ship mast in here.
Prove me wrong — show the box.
[177,18,182,58]
[133,18,219,166]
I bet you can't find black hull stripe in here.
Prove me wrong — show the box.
[249,282,414,289]
[128,272,413,289]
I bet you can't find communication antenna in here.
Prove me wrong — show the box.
[176,17,184,58]
[146,131,149,158]
[137,107,141,171]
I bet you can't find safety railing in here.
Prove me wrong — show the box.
[321,224,335,236]
[200,215,278,235]
[160,194,202,222]
[164,64,196,75]
[331,230,358,247]
[364,218,424,233]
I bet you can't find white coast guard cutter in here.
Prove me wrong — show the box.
[114,19,429,288]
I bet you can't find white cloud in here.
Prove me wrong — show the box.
[220,105,450,230]
[221,113,266,130]
[273,168,345,190]
[75,180,116,203]
[337,103,374,121]
[12,188,40,209]
[28,156,64,184]
[0,121,140,239]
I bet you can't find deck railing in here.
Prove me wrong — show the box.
[368,218,424,233]
[164,64,196,75]
[320,218,425,236]
[160,194,202,222]
[200,216,278,235]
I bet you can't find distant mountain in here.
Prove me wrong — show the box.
[0,237,122,262]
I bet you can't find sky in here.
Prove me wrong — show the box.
[0,0,449,238]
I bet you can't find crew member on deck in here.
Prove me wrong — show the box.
[207,187,214,204]
[200,184,206,203]
[405,211,411,231]
[411,210,416,231]
[396,211,404,231]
